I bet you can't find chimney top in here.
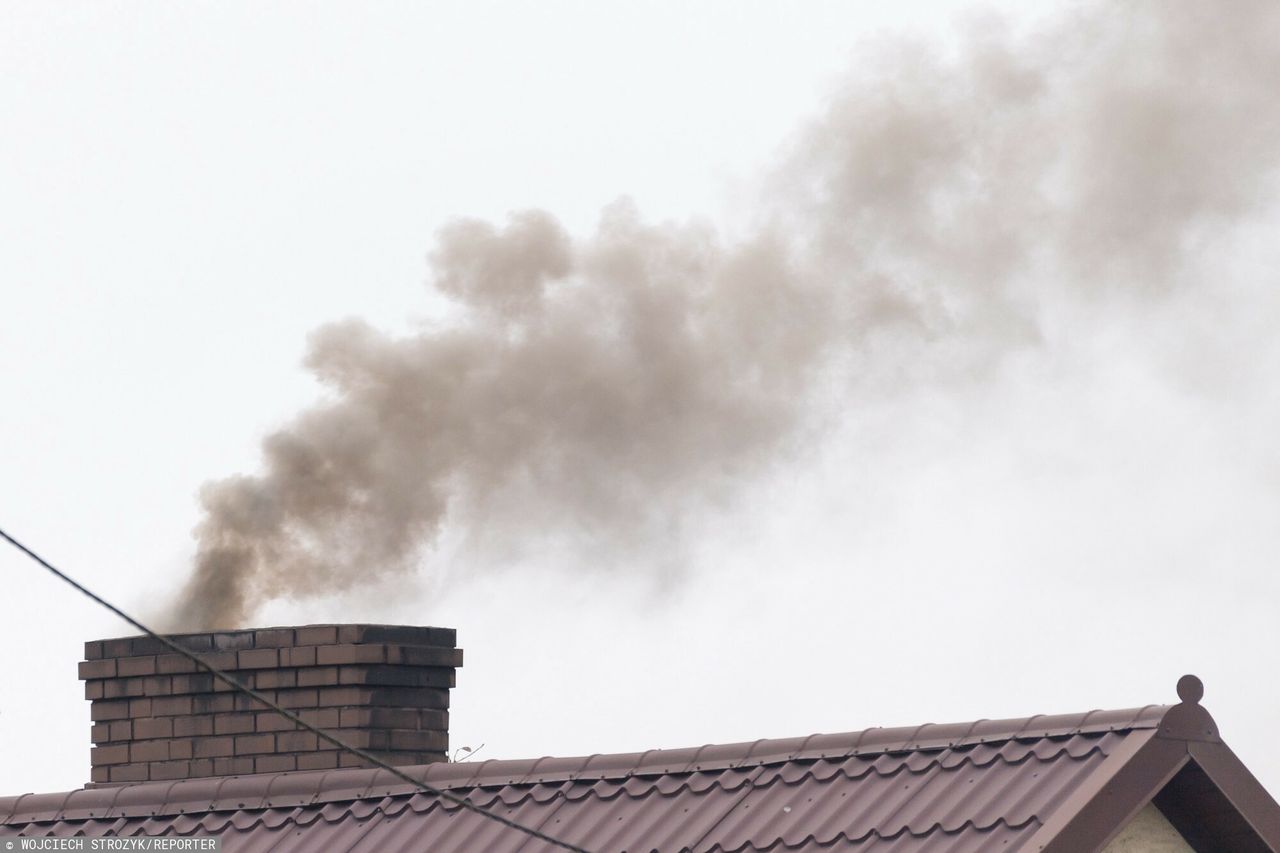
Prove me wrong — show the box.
[80,624,461,785]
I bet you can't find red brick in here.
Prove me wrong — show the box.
[338,707,440,730]
[117,655,158,677]
[212,757,254,775]
[151,696,192,716]
[141,676,174,697]
[317,644,385,666]
[338,707,375,728]
[281,646,317,667]
[212,632,255,652]
[295,625,338,646]
[127,637,174,656]
[297,708,341,729]
[90,766,110,784]
[254,628,295,647]
[338,665,453,689]
[234,734,276,755]
[110,764,150,783]
[254,754,297,773]
[90,722,112,744]
[348,687,450,710]
[234,692,273,711]
[174,714,215,737]
[170,674,215,694]
[274,688,319,709]
[85,681,104,700]
[149,760,192,780]
[297,751,339,771]
[167,650,233,674]
[90,701,130,722]
[102,638,133,658]
[297,667,339,688]
[238,648,278,669]
[316,686,365,707]
[84,640,105,660]
[234,671,262,689]
[213,713,255,735]
[388,730,448,752]
[275,731,318,752]
[192,694,234,714]
[390,646,464,668]
[104,678,144,699]
[419,709,449,730]
[156,654,199,675]
[132,717,173,739]
[335,749,443,769]
[338,625,454,646]
[254,668,297,689]
[336,730,387,750]
[167,633,215,654]
[109,720,132,741]
[255,712,298,733]
[125,677,156,697]
[340,701,414,722]
[91,744,129,766]
[228,686,261,706]
[84,624,460,783]
[130,740,170,763]
[203,652,239,671]
[192,737,235,758]
[79,659,117,680]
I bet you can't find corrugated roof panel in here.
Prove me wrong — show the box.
[556,772,758,852]
[1,708,1175,852]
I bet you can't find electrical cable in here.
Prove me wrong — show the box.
[0,525,589,853]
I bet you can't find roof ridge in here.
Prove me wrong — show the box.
[0,704,1173,823]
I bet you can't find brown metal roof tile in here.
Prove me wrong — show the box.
[572,750,648,778]
[689,741,766,771]
[519,754,593,782]
[7,693,1270,852]
[747,733,826,761]
[57,786,124,821]
[292,768,380,805]
[6,790,76,823]
[627,743,707,776]
[1079,704,1168,731]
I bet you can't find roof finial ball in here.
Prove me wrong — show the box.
[1177,674,1205,705]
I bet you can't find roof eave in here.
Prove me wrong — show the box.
[1028,676,1280,853]
[1188,740,1280,849]
[1028,727,1189,853]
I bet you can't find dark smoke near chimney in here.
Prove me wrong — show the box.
[167,1,1280,630]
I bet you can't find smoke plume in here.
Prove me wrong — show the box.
[168,0,1280,630]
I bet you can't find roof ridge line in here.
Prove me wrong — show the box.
[0,705,1174,822]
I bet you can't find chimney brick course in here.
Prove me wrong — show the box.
[81,624,460,785]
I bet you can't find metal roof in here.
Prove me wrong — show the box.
[4,678,1279,852]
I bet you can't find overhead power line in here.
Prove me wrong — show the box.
[0,525,589,853]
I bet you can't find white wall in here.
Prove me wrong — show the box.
[1101,804,1195,853]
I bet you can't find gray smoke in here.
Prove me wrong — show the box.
[168,0,1280,630]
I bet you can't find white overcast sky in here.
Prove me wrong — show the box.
[4,0,1280,798]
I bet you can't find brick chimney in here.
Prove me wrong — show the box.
[79,624,461,785]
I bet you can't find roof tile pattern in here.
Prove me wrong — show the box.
[2,707,1168,852]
